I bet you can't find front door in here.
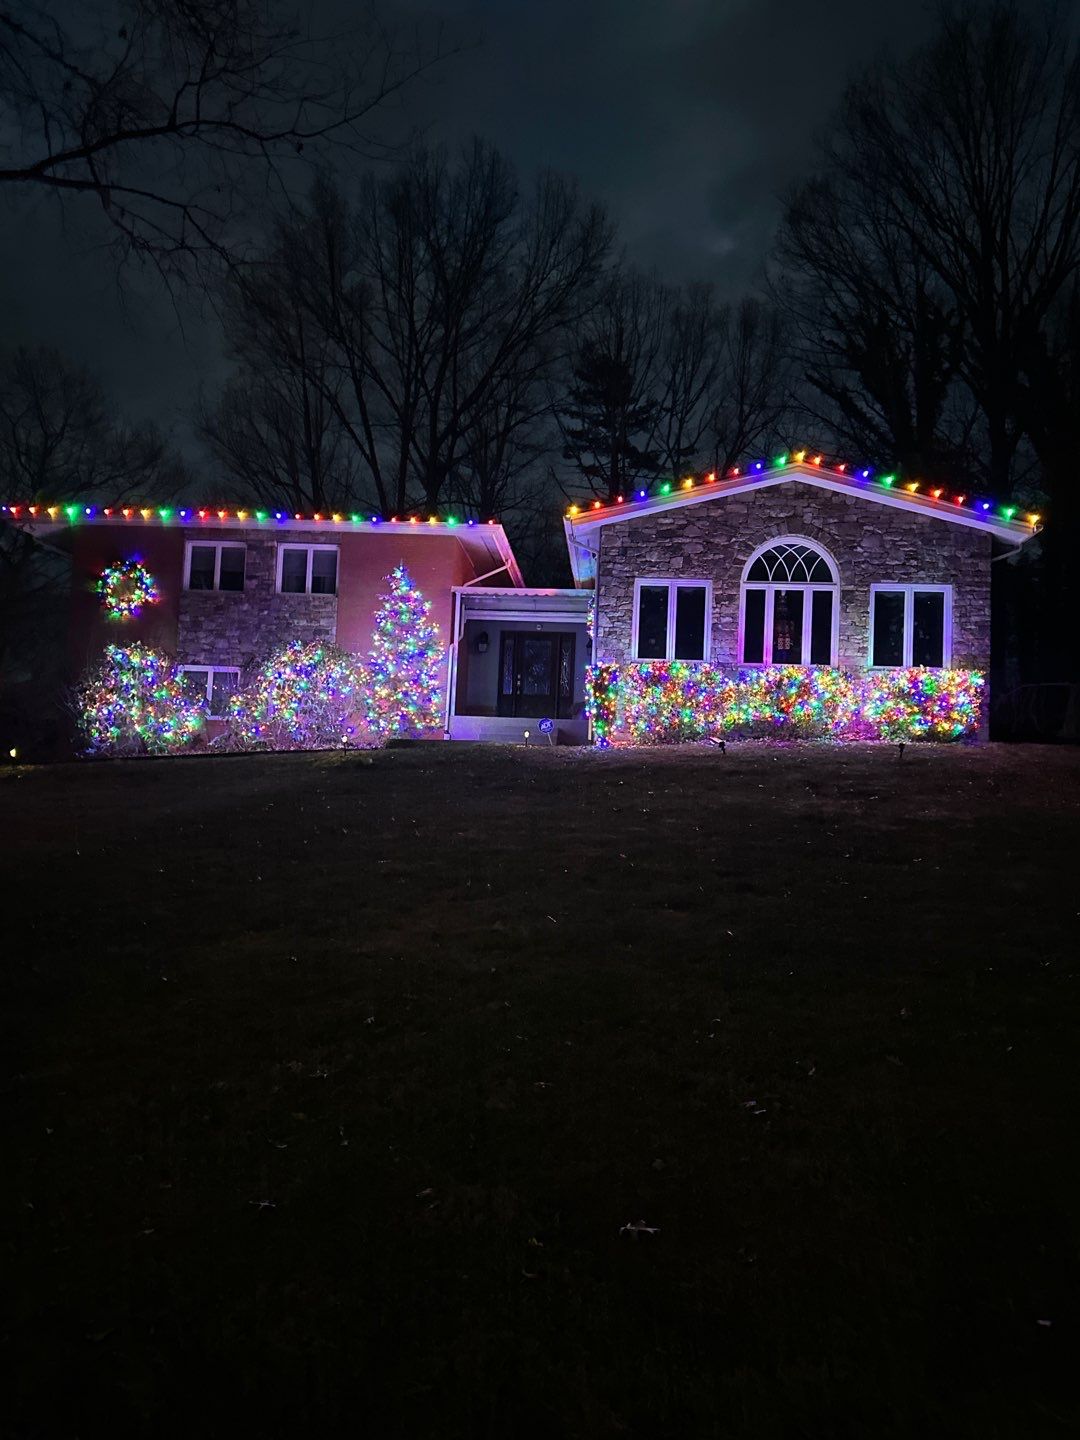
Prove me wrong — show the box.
[497,632,576,718]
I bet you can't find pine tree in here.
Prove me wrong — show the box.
[561,341,662,499]
[362,566,443,739]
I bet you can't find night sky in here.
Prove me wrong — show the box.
[3,0,935,452]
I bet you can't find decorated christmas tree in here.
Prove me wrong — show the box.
[227,641,363,751]
[78,644,205,756]
[362,565,443,739]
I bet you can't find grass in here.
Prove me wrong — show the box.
[4,740,1080,1439]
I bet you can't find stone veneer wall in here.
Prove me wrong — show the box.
[594,481,992,671]
[176,530,338,673]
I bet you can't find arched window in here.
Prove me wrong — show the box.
[739,538,839,666]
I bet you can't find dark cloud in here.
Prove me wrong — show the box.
[1,0,934,457]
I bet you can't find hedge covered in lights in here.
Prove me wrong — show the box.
[227,641,365,751]
[78,644,206,755]
[76,566,444,757]
[586,663,984,745]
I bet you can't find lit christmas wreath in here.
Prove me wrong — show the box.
[97,557,160,621]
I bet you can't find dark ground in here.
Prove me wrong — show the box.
[3,741,1080,1439]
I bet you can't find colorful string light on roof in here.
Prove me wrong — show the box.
[561,453,1042,530]
[0,503,491,528]
[586,663,984,746]
[96,557,160,621]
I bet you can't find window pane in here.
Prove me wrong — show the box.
[637,585,669,659]
[912,590,945,666]
[873,591,905,666]
[673,586,707,660]
[180,669,208,702]
[209,670,239,715]
[810,590,833,665]
[742,589,765,663]
[218,547,245,592]
[772,588,803,664]
[188,547,215,590]
[558,635,574,703]
[310,549,337,595]
[521,637,554,697]
[280,548,308,593]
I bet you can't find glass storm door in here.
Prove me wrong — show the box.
[497,632,575,718]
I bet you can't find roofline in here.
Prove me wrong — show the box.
[453,585,587,599]
[1,504,524,586]
[563,460,1041,568]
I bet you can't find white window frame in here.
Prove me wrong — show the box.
[183,540,246,592]
[178,665,241,718]
[276,543,339,596]
[738,537,840,667]
[869,584,953,668]
[631,577,713,661]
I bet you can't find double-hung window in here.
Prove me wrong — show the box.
[185,542,245,592]
[870,585,951,667]
[632,579,711,661]
[739,539,838,666]
[277,544,338,595]
[178,666,241,717]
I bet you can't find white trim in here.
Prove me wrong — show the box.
[740,534,840,585]
[275,542,339,595]
[631,577,713,661]
[869,583,953,667]
[738,536,839,666]
[738,585,839,667]
[183,539,246,592]
[178,664,241,718]
[456,609,592,624]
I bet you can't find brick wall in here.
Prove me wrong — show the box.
[594,480,992,670]
[176,531,337,671]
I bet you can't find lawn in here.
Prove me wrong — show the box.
[4,741,1080,1438]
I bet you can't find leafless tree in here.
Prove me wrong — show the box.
[554,275,791,498]
[701,299,794,476]
[0,345,180,498]
[649,282,722,479]
[206,144,611,515]
[0,0,445,282]
[199,216,361,512]
[775,3,1080,492]
[0,346,182,706]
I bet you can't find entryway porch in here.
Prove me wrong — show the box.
[446,586,592,743]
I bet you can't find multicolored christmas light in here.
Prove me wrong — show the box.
[96,557,160,621]
[362,565,443,739]
[78,644,205,755]
[563,449,1042,531]
[587,663,983,746]
[1,501,498,528]
[226,641,364,751]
